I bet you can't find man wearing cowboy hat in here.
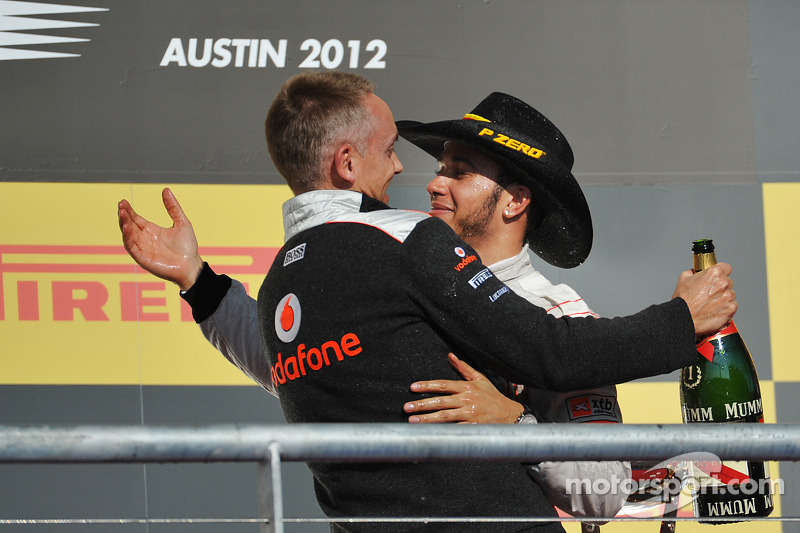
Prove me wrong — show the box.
[118,72,737,531]
[397,93,630,522]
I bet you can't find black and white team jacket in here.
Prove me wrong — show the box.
[184,189,697,532]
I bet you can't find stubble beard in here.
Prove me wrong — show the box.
[454,184,503,240]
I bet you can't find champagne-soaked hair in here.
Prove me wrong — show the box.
[265,71,377,193]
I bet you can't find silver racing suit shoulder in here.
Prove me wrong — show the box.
[282,190,430,243]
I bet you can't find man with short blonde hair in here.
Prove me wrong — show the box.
[118,72,738,532]
[265,71,376,193]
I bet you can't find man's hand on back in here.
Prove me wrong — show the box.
[404,353,524,424]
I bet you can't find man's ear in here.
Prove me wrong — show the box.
[332,143,357,186]
[503,184,532,218]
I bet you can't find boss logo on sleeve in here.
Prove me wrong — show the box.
[283,243,306,266]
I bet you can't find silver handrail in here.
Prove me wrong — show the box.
[1,423,796,532]
[2,423,797,463]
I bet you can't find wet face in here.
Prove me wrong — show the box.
[353,93,404,202]
[426,143,506,240]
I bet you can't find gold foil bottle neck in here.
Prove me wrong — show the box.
[692,238,717,272]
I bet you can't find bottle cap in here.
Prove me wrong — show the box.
[692,239,715,254]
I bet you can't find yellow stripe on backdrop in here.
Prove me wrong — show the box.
[764,182,800,382]
[0,182,292,385]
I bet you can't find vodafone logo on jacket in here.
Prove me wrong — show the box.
[453,246,478,272]
[275,293,301,343]
[269,292,364,388]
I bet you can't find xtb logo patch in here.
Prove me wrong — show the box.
[567,394,619,422]
[570,398,591,415]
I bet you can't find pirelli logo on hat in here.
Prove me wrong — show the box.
[463,113,546,161]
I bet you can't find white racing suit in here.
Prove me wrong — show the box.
[488,246,631,522]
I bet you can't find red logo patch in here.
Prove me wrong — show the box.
[275,293,301,343]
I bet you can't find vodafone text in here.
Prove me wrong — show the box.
[161,38,387,69]
[453,254,477,272]
[271,333,363,387]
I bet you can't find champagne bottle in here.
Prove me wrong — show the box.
[679,239,773,521]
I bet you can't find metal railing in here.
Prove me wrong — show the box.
[1,423,798,531]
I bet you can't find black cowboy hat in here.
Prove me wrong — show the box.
[396,92,592,268]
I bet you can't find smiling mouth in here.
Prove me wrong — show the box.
[429,204,453,217]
